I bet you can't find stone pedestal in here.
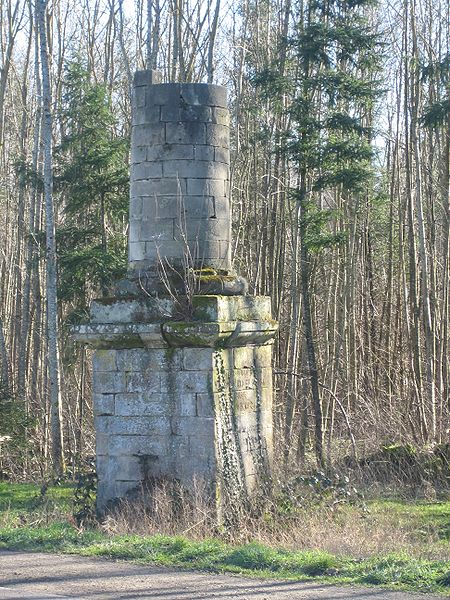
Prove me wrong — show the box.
[72,70,277,515]
[73,295,276,513]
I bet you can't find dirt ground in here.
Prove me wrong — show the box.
[0,551,443,600]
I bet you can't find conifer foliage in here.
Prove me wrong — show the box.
[254,0,382,466]
[56,61,129,319]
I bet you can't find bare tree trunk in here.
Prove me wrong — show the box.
[36,0,64,478]
[207,0,220,83]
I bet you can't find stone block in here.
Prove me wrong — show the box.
[180,83,227,108]
[211,107,230,126]
[93,371,126,394]
[180,105,212,122]
[259,387,274,412]
[133,161,164,180]
[233,347,255,369]
[182,348,213,371]
[191,241,226,262]
[111,416,170,435]
[114,481,141,499]
[194,145,215,161]
[94,415,113,434]
[175,218,228,242]
[132,123,165,146]
[131,177,186,196]
[147,144,194,161]
[173,371,212,394]
[204,195,226,219]
[196,392,215,417]
[130,197,143,219]
[254,344,272,367]
[191,296,272,323]
[126,371,161,393]
[129,241,146,262]
[143,195,214,220]
[93,393,115,416]
[96,433,109,455]
[134,69,162,87]
[163,159,228,180]
[116,348,182,372]
[206,124,229,148]
[186,178,226,197]
[233,368,254,391]
[96,480,117,509]
[172,416,215,437]
[147,83,181,106]
[214,146,230,163]
[91,298,178,325]
[174,393,197,416]
[97,455,142,482]
[165,122,206,145]
[254,367,272,389]
[109,434,168,457]
[133,105,160,126]
[131,145,147,164]
[140,218,174,241]
[93,350,117,372]
[115,393,167,416]
[144,240,184,260]
[129,219,141,240]
[133,86,146,108]
[188,434,216,459]
[234,389,257,413]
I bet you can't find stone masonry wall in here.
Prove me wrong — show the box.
[129,70,231,275]
[92,342,273,513]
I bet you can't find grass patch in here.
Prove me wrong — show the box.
[0,482,449,595]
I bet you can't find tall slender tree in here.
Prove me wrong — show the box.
[36,0,64,477]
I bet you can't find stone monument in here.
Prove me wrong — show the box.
[72,70,278,515]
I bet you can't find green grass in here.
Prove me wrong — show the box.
[0,482,449,595]
[370,500,450,541]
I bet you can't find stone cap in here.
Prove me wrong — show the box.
[133,70,228,109]
[71,320,278,349]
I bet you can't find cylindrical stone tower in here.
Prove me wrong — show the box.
[129,70,231,277]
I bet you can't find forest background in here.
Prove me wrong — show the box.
[0,0,449,490]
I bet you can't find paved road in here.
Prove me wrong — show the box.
[0,551,440,600]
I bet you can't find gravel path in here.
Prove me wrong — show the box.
[0,551,439,600]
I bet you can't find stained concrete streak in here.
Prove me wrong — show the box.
[0,552,439,600]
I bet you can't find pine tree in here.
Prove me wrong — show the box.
[255,0,382,467]
[56,60,129,319]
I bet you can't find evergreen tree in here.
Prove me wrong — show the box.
[56,60,129,319]
[255,0,382,467]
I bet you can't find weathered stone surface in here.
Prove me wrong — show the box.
[196,392,215,417]
[182,348,212,371]
[126,371,161,394]
[186,178,226,197]
[93,393,115,416]
[133,69,162,87]
[165,122,206,145]
[114,393,167,416]
[132,123,165,146]
[93,372,126,394]
[91,298,178,324]
[162,159,228,180]
[108,434,169,457]
[180,83,227,108]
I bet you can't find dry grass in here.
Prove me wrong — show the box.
[100,478,449,562]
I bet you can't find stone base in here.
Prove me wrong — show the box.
[72,295,277,515]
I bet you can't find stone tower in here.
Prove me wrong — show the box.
[72,71,277,515]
